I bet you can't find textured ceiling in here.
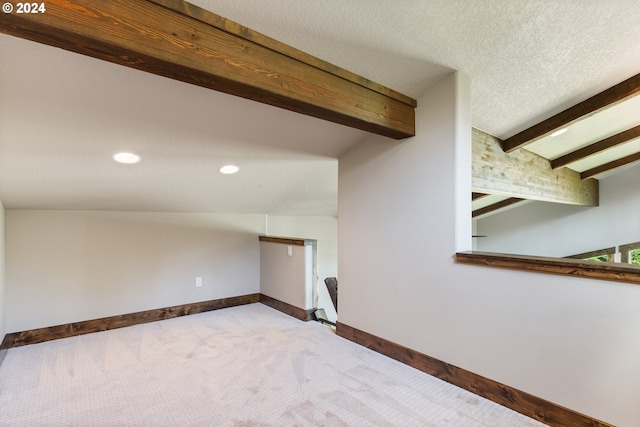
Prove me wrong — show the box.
[1,0,640,214]
[193,0,640,137]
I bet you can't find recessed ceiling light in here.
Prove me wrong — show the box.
[113,152,141,164]
[551,128,568,137]
[220,165,240,174]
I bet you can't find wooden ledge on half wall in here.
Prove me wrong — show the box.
[258,235,316,246]
[455,251,640,285]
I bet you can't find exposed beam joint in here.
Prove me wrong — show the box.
[551,125,640,169]
[473,128,599,206]
[0,0,416,139]
[502,73,640,153]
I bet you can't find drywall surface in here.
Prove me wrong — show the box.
[475,165,640,258]
[5,211,263,332]
[338,72,640,426]
[0,200,5,341]
[266,215,338,321]
[259,240,312,310]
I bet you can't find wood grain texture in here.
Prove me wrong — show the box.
[551,124,640,169]
[456,251,640,285]
[0,0,415,139]
[258,236,313,246]
[149,0,417,108]
[336,322,614,427]
[502,72,640,152]
[259,294,314,321]
[0,294,260,350]
[472,129,599,206]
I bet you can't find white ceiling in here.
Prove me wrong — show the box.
[525,94,640,175]
[2,0,640,215]
[0,35,369,215]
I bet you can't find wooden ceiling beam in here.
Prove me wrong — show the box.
[580,152,640,179]
[502,73,640,153]
[473,129,599,206]
[472,198,524,218]
[0,0,416,139]
[552,125,640,169]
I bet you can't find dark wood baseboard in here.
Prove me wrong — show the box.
[0,294,260,350]
[259,294,315,321]
[336,322,613,427]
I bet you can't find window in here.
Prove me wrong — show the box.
[567,247,615,263]
[565,242,640,265]
[620,241,640,265]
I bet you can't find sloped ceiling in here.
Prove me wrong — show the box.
[0,34,371,215]
[1,0,640,215]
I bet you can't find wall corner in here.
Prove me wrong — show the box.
[454,71,472,252]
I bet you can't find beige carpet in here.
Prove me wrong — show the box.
[0,303,546,426]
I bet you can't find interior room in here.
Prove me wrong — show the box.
[1,1,640,426]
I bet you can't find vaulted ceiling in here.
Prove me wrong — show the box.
[1,0,640,216]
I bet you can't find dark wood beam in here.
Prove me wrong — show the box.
[580,151,640,179]
[552,125,640,169]
[0,0,416,139]
[472,197,524,218]
[502,73,640,153]
[472,192,489,201]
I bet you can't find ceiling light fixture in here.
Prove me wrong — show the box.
[551,128,568,137]
[220,165,240,174]
[113,152,141,164]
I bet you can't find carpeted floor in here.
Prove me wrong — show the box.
[0,303,546,426]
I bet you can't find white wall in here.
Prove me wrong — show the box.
[476,165,640,257]
[0,199,5,342]
[338,72,640,426]
[260,240,314,310]
[5,210,264,332]
[266,215,337,321]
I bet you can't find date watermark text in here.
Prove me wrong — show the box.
[3,3,47,14]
